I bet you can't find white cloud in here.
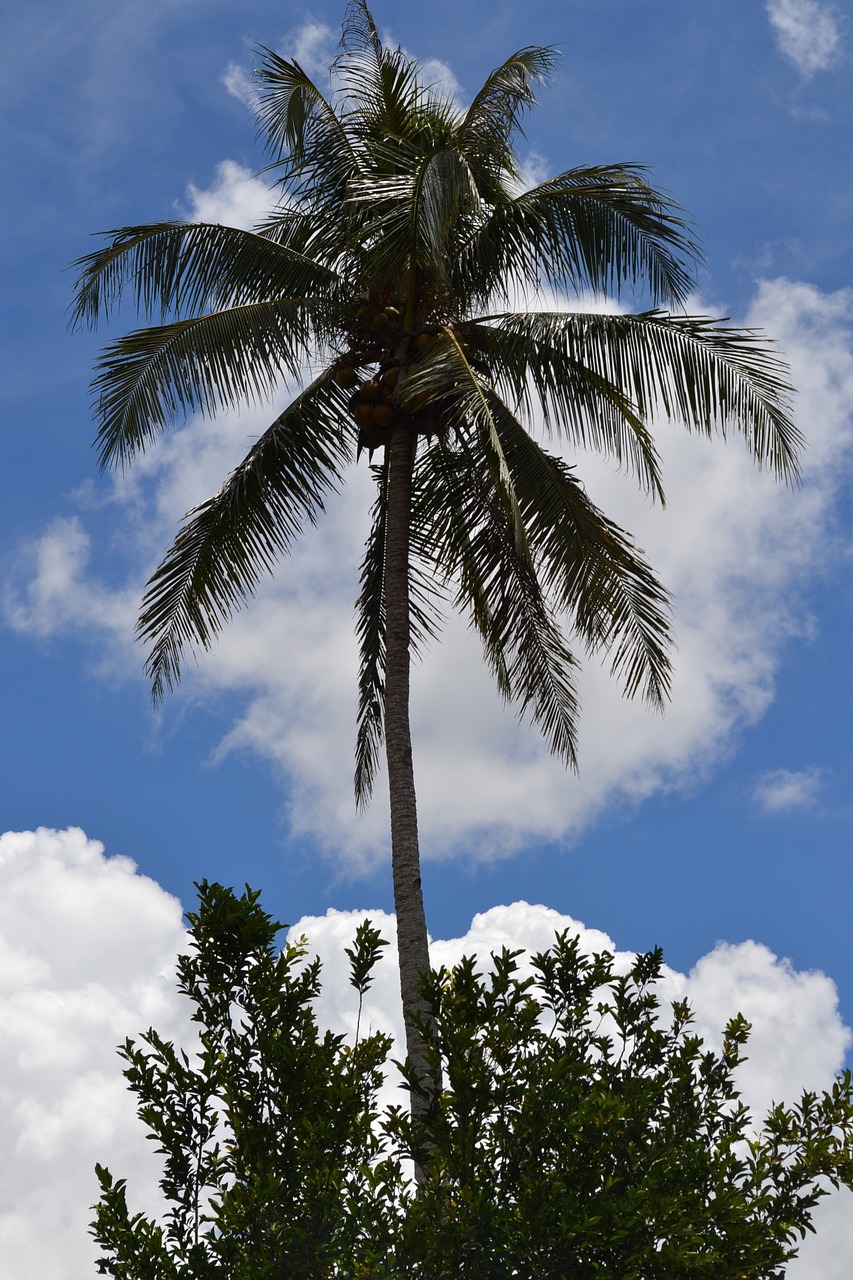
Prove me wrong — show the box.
[182,159,273,230]
[295,900,851,1115]
[766,0,843,76]
[222,60,256,109]
[754,765,825,812]
[4,275,853,869]
[1,843,848,1278]
[0,828,187,1279]
[2,517,138,669]
[290,20,339,82]
[416,55,464,105]
[678,939,850,1114]
[789,1188,853,1280]
[202,275,852,866]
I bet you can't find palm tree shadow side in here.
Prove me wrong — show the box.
[69,0,800,1127]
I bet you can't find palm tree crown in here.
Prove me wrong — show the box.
[71,1,799,1116]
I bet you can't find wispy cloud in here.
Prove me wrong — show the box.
[766,0,843,77]
[223,20,338,120]
[288,20,339,82]
[2,517,138,658]
[0,827,187,1279]
[753,766,825,813]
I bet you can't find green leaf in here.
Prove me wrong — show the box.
[138,372,351,702]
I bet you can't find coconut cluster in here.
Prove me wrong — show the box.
[332,296,443,459]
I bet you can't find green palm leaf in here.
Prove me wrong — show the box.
[355,461,445,807]
[456,46,559,184]
[493,310,800,482]
[354,462,388,810]
[339,0,384,59]
[92,299,340,470]
[254,50,356,207]
[69,220,338,330]
[458,164,699,308]
[138,372,352,702]
[417,431,581,771]
[482,398,672,707]
[466,314,665,498]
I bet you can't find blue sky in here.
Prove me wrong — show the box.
[1,1,852,1274]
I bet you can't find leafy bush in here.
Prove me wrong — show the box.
[92,883,853,1278]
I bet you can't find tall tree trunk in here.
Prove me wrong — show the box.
[383,422,434,1119]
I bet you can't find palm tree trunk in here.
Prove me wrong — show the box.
[383,421,434,1116]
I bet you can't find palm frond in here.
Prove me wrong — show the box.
[416,432,581,771]
[91,298,341,470]
[138,373,352,703]
[354,461,388,809]
[400,331,531,554]
[254,49,356,205]
[483,398,672,707]
[412,443,511,699]
[413,149,482,284]
[346,147,481,288]
[356,459,445,807]
[490,310,800,483]
[456,46,559,183]
[339,0,384,60]
[336,15,426,150]
[69,220,339,330]
[604,310,801,483]
[457,164,698,308]
[466,314,665,499]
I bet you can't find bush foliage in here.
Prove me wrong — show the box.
[92,883,853,1278]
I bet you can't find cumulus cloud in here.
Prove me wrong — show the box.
[414,54,464,105]
[0,828,187,1279]
[1,839,848,1278]
[754,765,825,812]
[766,0,843,76]
[182,159,274,230]
[4,275,852,869]
[200,276,853,865]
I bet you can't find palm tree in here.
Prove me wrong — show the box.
[71,1,799,1112]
